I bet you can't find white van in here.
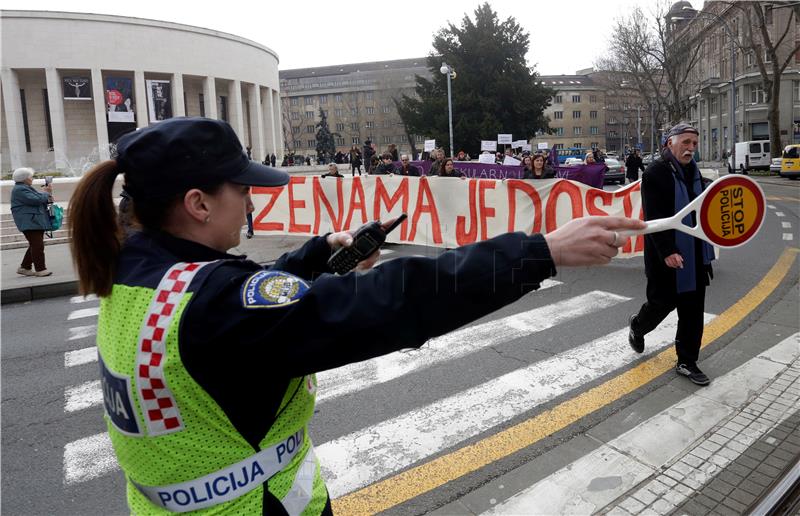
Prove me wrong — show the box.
[727,141,771,174]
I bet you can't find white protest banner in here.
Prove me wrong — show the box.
[512,140,527,149]
[481,140,497,152]
[502,156,522,166]
[537,142,549,150]
[423,139,436,152]
[251,176,645,256]
[497,134,513,145]
[522,144,532,152]
[478,153,496,164]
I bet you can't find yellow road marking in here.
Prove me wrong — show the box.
[332,247,800,515]
[766,196,799,201]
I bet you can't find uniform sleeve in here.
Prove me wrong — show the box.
[270,235,333,280]
[184,232,556,379]
[642,167,679,261]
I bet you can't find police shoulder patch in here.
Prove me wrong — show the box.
[241,270,310,309]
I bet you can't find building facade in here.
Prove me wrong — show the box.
[668,1,800,160]
[1,10,283,174]
[279,58,431,158]
[531,74,607,153]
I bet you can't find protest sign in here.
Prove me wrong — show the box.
[497,134,512,145]
[481,140,497,152]
[423,140,436,152]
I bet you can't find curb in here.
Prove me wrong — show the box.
[1,280,79,305]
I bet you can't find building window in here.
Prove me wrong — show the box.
[291,112,300,120]
[554,95,562,103]
[553,143,564,150]
[352,137,360,144]
[351,108,358,116]
[305,96,314,105]
[710,97,718,115]
[294,140,302,148]
[308,140,316,148]
[366,107,374,115]
[415,135,425,143]
[573,110,581,119]
[383,106,390,113]
[747,52,754,66]
[335,94,343,102]
[554,127,564,136]
[574,142,582,148]
[383,120,391,128]
[199,93,205,117]
[609,130,618,138]
[305,111,314,119]
[572,95,581,103]
[336,137,345,145]
[365,121,374,129]
[290,97,299,106]
[334,108,343,117]
[589,95,597,103]
[350,122,359,131]
[750,85,766,104]
[554,111,563,119]
[590,126,599,135]
[306,125,315,133]
[219,96,228,122]
[351,93,358,101]
[590,142,599,148]
[319,95,328,104]
[794,81,800,102]
[42,89,53,150]
[573,127,582,135]
[292,127,300,134]
[382,136,391,144]
[590,110,598,119]
[336,123,345,131]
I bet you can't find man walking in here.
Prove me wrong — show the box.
[628,123,715,386]
[625,149,645,183]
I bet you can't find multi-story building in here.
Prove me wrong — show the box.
[279,58,432,158]
[667,1,800,160]
[531,73,607,153]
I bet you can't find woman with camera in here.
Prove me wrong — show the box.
[10,167,53,277]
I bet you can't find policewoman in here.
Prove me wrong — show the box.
[70,117,643,515]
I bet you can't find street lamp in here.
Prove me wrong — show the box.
[674,6,737,167]
[440,63,456,157]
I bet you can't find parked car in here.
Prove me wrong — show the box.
[728,141,771,174]
[780,144,800,180]
[642,153,654,166]
[603,158,625,184]
[564,157,584,166]
[770,157,782,174]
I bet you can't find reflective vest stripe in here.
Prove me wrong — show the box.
[134,261,210,436]
[282,447,319,516]
[134,428,307,513]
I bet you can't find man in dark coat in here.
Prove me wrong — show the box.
[628,123,715,386]
[625,149,645,183]
[362,140,376,174]
[394,154,420,176]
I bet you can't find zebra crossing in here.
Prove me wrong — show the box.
[60,276,718,510]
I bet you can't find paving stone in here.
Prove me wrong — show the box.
[606,506,631,516]
[785,433,800,446]
[691,447,713,460]
[718,447,741,461]
[662,488,687,506]
[729,487,757,506]
[725,421,745,433]
[726,440,747,453]
[707,478,735,495]
[771,428,790,441]
[679,500,708,515]
[752,441,776,454]
[734,412,755,423]
[699,440,723,453]
[744,447,769,462]
[721,495,748,513]
[756,462,782,478]
[782,442,800,455]
[748,470,774,488]
[739,479,765,497]
[736,454,761,470]
[703,487,726,503]
[673,483,694,497]
[664,468,685,483]
[717,470,744,487]
[682,454,704,467]
[618,496,645,514]
[693,493,719,510]
[717,427,737,439]
[671,461,693,476]
[708,433,729,446]
[773,447,796,462]
[682,475,703,490]
[710,454,731,468]
[648,480,670,496]
[650,498,675,513]
[726,462,751,479]
[632,488,657,506]
[660,475,677,487]
[764,455,789,470]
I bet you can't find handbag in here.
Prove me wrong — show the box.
[48,203,64,232]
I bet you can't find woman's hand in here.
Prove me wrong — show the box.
[543,216,646,266]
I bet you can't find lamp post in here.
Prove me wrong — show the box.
[440,63,456,157]
[676,7,736,167]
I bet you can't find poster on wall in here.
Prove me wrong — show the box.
[106,77,135,123]
[146,80,172,122]
[62,76,91,100]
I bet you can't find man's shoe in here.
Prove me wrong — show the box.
[245,231,254,239]
[676,363,711,386]
[628,314,644,353]
[16,267,35,276]
[34,269,53,277]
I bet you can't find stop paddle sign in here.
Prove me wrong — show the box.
[620,175,765,248]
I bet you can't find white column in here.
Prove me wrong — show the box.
[172,72,185,117]
[228,79,245,145]
[249,84,265,161]
[90,68,110,160]
[1,69,27,170]
[134,70,148,127]
[203,76,217,119]
[272,88,283,158]
[261,86,275,156]
[45,68,68,170]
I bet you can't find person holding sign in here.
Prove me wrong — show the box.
[628,123,715,386]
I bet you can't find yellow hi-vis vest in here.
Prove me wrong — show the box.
[97,261,327,514]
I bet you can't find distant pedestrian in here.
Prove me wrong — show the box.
[349,146,362,176]
[10,167,53,277]
[246,146,252,159]
[271,153,276,167]
[625,149,645,183]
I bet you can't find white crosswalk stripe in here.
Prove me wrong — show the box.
[65,380,102,413]
[64,346,97,367]
[67,307,99,321]
[68,324,97,341]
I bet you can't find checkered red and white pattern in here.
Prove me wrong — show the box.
[135,262,210,436]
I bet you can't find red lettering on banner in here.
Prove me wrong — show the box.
[455,180,478,245]
[505,180,543,233]
[586,189,613,216]
[478,180,496,241]
[312,177,344,234]
[252,186,285,231]
[545,181,584,233]
[344,177,368,230]
[373,177,410,240]
[614,183,644,253]
[288,177,311,233]
[408,177,443,244]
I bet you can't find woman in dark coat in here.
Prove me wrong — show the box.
[10,167,53,276]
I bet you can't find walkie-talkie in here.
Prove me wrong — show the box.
[327,214,408,274]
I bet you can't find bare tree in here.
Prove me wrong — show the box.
[725,2,800,157]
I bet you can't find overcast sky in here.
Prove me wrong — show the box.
[7,0,701,74]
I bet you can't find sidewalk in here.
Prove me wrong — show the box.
[0,233,312,304]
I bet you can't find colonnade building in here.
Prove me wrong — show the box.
[1,10,284,174]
